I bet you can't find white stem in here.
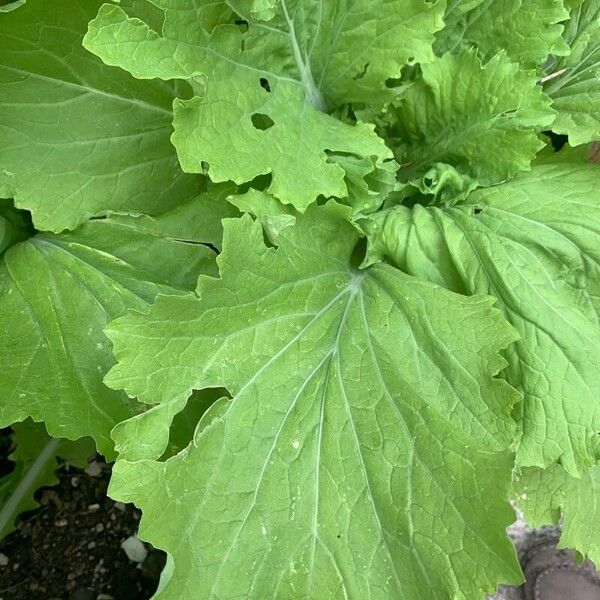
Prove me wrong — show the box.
[281,0,326,111]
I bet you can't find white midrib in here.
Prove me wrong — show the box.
[280,0,326,111]
[0,436,61,533]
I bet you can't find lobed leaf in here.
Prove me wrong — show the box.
[514,464,600,565]
[364,148,600,474]
[436,0,570,67]
[0,204,220,458]
[384,50,555,191]
[83,0,447,211]
[105,204,521,598]
[543,0,600,145]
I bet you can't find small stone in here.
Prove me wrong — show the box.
[112,502,126,512]
[97,595,115,600]
[84,461,102,477]
[55,518,68,528]
[71,476,79,487]
[0,553,8,566]
[87,503,100,512]
[121,535,148,563]
[87,541,96,550]
[95,523,104,533]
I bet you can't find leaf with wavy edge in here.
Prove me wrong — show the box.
[363,148,600,474]
[104,203,521,598]
[83,0,447,211]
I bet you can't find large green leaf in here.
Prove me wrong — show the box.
[544,0,600,145]
[0,420,93,540]
[105,204,521,598]
[83,0,447,211]
[364,148,600,475]
[0,0,199,232]
[514,464,600,564]
[0,207,218,458]
[384,50,555,191]
[436,0,569,67]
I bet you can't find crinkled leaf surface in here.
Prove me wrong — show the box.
[514,464,600,564]
[544,0,600,145]
[435,0,569,67]
[384,51,555,190]
[0,420,93,540]
[0,210,217,457]
[0,0,199,232]
[83,0,447,210]
[364,148,600,475]
[106,204,521,599]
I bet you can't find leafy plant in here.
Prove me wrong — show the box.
[0,0,599,597]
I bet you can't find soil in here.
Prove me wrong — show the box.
[0,441,164,600]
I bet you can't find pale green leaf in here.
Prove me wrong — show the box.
[0,209,217,458]
[83,0,448,210]
[544,0,600,145]
[0,420,94,540]
[514,464,600,565]
[385,50,555,189]
[105,204,521,598]
[363,148,600,474]
[0,0,199,232]
[327,154,399,216]
[436,0,570,67]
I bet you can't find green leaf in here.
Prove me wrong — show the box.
[0,209,218,458]
[0,0,199,232]
[543,0,600,145]
[436,0,570,67]
[327,154,399,216]
[384,50,555,190]
[83,0,448,210]
[363,148,600,475]
[0,420,93,540]
[514,464,600,564]
[105,204,521,598]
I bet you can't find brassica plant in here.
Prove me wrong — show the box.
[0,0,599,597]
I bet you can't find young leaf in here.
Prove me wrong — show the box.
[0,0,199,232]
[363,148,600,475]
[514,464,600,565]
[543,0,600,145]
[105,204,521,598]
[385,50,555,190]
[0,209,218,458]
[0,421,94,540]
[83,0,447,210]
[436,0,570,67]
